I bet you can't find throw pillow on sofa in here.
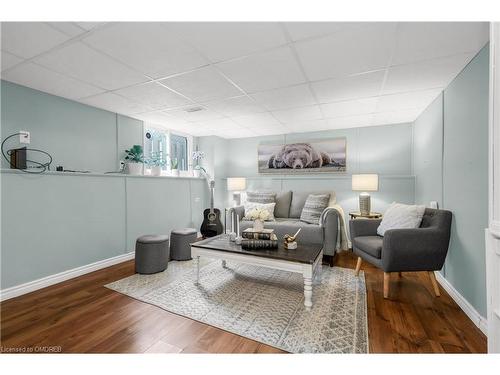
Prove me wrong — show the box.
[300,194,330,225]
[246,191,276,204]
[243,202,276,221]
[377,202,426,236]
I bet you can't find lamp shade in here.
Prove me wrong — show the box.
[352,174,379,192]
[227,177,247,191]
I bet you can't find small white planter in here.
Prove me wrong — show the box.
[193,169,201,178]
[126,162,143,175]
[171,169,180,177]
[150,166,162,176]
[253,219,265,232]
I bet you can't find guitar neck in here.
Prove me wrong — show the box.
[210,180,215,213]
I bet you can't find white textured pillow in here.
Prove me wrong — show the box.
[243,202,276,221]
[377,202,426,236]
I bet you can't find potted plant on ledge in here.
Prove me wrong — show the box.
[146,152,166,176]
[192,149,206,178]
[170,158,179,177]
[124,145,144,175]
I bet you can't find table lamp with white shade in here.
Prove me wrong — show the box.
[227,177,246,206]
[352,174,379,216]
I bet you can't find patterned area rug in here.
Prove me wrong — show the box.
[106,259,368,353]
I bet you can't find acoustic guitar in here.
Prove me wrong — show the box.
[200,180,223,238]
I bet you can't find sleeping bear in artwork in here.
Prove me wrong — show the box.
[268,143,332,169]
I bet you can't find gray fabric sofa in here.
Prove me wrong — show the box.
[227,191,339,264]
[350,208,452,299]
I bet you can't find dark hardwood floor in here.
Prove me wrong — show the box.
[0,251,487,353]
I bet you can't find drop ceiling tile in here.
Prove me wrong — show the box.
[251,125,288,136]
[1,22,70,59]
[382,53,474,95]
[160,66,241,102]
[1,50,23,71]
[311,70,385,103]
[326,114,374,129]
[47,22,87,37]
[2,62,104,99]
[295,23,397,81]
[167,22,287,63]
[321,97,378,118]
[376,88,442,112]
[193,118,241,131]
[114,82,192,110]
[284,22,368,42]
[392,22,489,66]
[203,95,266,117]
[164,105,225,122]
[251,84,317,111]
[134,111,180,126]
[285,119,328,133]
[217,46,306,93]
[232,112,281,128]
[215,128,257,139]
[371,109,421,126]
[79,92,152,115]
[271,105,322,123]
[35,42,148,90]
[83,23,209,79]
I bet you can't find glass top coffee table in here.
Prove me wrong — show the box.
[191,235,323,308]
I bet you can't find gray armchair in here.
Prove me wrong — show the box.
[349,208,452,299]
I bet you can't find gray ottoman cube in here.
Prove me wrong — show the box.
[170,228,197,261]
[135,234,170,274]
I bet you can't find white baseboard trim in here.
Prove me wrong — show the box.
[434,271,488,336]
[0,252,135,302]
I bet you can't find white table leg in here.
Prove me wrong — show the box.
[195,256,200,285]
[304,276,313,308]
[221,259,227,268]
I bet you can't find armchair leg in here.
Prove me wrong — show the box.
[428,271,441,297]
[383,272,390,299]
[355,257,362,276]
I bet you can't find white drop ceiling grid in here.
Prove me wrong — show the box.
[1,22,489,138]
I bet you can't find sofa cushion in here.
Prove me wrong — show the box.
[300,194,330,224]
[239,218,323,245]
[353,236,383,259]
[275,191,292,218]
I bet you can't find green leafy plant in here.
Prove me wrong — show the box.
[124,145,144,163]
[145,152,167,167]
[170,158,178,170]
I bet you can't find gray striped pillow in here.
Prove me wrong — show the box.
[300,194,330,224]
[246,191,276,204]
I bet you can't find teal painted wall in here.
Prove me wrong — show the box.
[443,46,489,317]
[199,123,415,225]
[1,80,118,172]
[0,81,207,290]
[413,46,489,316]
[414,93,444,207]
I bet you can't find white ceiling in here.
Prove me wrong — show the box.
[1,22,489,139]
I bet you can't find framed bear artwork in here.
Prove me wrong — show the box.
[258,138,347,174]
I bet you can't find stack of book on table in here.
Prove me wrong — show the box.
[241,228,278,250]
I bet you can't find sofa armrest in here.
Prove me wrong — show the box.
[382,228,450,272]
[226,205,245,231]
[319,208,339,255]
[349,219,381,240]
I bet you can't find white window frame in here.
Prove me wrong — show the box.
[143,123,193,177]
